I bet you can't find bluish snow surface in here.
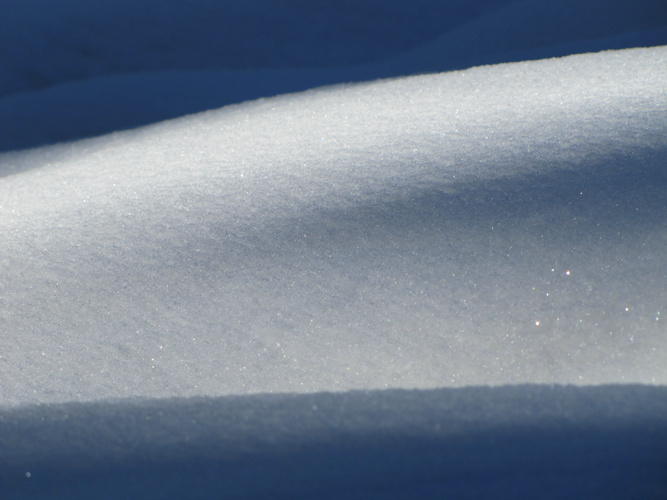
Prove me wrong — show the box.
[0,1,666,498]
[2,386,666,499]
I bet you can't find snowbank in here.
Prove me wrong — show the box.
[0,4,665,493]
[1,47,665,407]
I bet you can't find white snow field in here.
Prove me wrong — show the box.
[1,1,666,498]
[1,45,666,499]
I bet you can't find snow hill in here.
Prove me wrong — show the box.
[0,1,666,498]
[1,46,665,405]
[1,45,665,498]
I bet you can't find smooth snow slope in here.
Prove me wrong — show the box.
[2,386,666,499]
[1,46,665,407]
[1,0,665,151]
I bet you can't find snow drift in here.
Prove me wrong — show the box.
[1,46,665,406]
[0,43,666,498]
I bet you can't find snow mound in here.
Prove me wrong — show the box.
[0,47,666,407]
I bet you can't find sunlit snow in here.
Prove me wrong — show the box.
[1,46,665,406]
[0,1,666,498]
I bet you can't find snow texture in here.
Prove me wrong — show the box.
[2,45,666,404]
[1,0,666,151]
[0,1,666,498]
[2,386,666,499]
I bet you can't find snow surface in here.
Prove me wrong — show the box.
[2,386,666,499]
[1,0,666,151]
[1,1,666,498]
[2,45,666,404]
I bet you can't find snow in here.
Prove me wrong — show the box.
[0,1,666,498]
[1,0,666,151]
[3,386,666,499]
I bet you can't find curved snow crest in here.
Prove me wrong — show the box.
[0,1,664,152]
[0,47,666,406]
[2,47,665,219]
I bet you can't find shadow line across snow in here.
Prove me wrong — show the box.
[1,384,666,499]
